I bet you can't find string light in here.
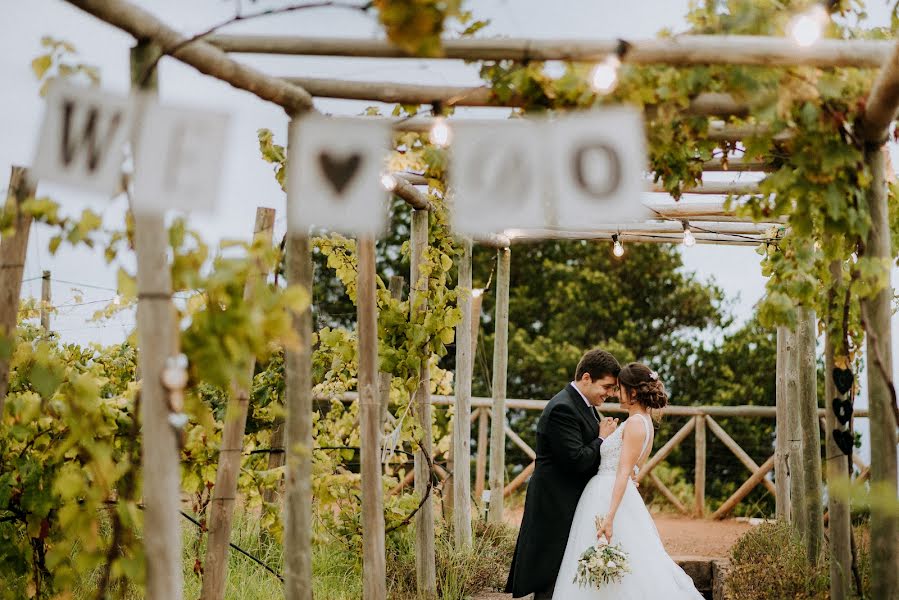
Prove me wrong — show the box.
[472,288,484,298]
[682,222,696,247]
[429,116,451,147]
[612,234,625,258]
[590,56,620,94]
[113,294,122,305]
[789,4,829,47]
[380,173,398,191]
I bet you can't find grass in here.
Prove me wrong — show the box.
[63,508,514,600]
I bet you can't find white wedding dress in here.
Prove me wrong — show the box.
[552,413,704,599]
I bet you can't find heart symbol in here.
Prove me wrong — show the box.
[831,398,854,426]
[832,368,854,396]
[318,151,362,195]
[832,429,854,456]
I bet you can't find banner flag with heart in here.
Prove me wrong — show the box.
[549,107,647,229]
[449,119,549,235]
[287,114,391,235]
[32,81,135,195]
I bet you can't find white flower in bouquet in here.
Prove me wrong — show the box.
[573,514,631,589]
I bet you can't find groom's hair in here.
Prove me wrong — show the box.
[575,349,621,381]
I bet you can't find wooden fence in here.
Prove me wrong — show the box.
[422,396,873,520]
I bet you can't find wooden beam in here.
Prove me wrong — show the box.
[201,207,276,600]
[702,158,770,172]
[503,461,535,498]
[712,454,776,520]
[65,0,313,115]
[824,261,852,600]
[410,209,437,596]
[507,230,767,246]
[695,415,707,517]
[775,326,792,522]
[797,307,824,561]
[705,415,776,495]
[861,39,899,142]
[505,422,536,461]
[452,237,473,548]
[637,417,696,482]
[209,35,892,68]
[648,472,690,516]
[488,248,511,523]
[474,407,489,504]
[861,146,899,598]
[649,181,760,195]
[40,270,51,333]
[358,236,386,600]
[129,43,182,600]
[282,76,746,115]
[0,166,35,416]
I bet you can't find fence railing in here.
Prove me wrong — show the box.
[428,396,872,519]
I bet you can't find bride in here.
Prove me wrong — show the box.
[552,362,704,599]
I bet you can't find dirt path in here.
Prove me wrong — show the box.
[472,509,753,599]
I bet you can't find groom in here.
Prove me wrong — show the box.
[505,348,621,599]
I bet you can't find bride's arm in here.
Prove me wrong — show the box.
[601,419,646,541]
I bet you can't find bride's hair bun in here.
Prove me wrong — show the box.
[618,362,668,410]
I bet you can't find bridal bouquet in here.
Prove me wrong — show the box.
[572,515,631,589]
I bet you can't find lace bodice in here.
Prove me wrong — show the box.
[597,413,652,475]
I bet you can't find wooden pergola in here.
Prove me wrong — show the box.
[53,2,899,600]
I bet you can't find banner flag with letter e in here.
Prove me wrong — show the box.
[287,114,391,236]
[131,99,230,215]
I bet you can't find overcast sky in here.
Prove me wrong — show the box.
[4,1,899,459]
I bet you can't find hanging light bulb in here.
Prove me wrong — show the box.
[380,173,398,191]
[682,222,696,247]
[612,234,624,258]
[113,294,122,306]
[789,4,828,48]
[590,56,620,94]
[430,116,452,147]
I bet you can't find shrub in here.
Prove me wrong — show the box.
[726,521,829,600]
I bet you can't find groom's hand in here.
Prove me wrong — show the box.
[598,417,618,439]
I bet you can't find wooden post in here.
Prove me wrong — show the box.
[475,409,489,504]
[0,166,35,416]
[283,227,313,600]
[201,208,276,600]
[797,307,824,562]
[410,209,436,596]
[40,270,51,332]
[694,414,706,517]
[358,236,386,600]
[775,326,792,522]
[711,455,776,520]
[824,261,852,600]
[130,42,182,600]
[785,323,806,539]
[453,237,473,548]
[283,115,315,600]
[862,146,899,599]
[379,276,404,429]
[488,248,510,524]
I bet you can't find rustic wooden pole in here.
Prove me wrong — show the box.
[797,307,824,562]
[201,207,276,600]
[487,248,510,524]
[282,225,313,600]
[40,270,51,332]
[860,146,899,598]
[824,262,852,600]
[775,326,792,522]
[410,209,437,596]
[474,409,488,505]
[379,276,404,429]
[453,237,474,548]
[785,323,806,539]
[130,42,182,600]
[209,34,893,68]
[636,417,697,482]
[0,167,35,416]
[358,236,387,600]
[694,414,706,517]
[648,472,690,515]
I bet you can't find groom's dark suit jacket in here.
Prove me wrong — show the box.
[505,384,604,597]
